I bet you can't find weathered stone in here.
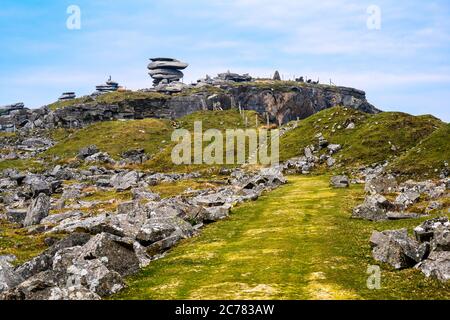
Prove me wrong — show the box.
[394,191,420,210]
[365,175,398,194]
[416,251,450,282]
[327,144,342,154]
[330,175,349,188]
[5,209,27,224]
[23,193,50,227]
[352,194,395,221]
[110,171,139,191]
[370,229,426,269]
[203,204,231,222]
[414,217,450,243]
[78,233,140,276]
[0,257,24,293]
[77,145,98,160]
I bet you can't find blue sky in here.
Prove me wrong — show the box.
[0,0,449,121]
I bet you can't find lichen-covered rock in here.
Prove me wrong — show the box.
[0,256,23,293]
[416,251,450,282]
[352,194,395,221]
[330,175,349,188]
[370,229,427,269]
[365,174,398,194]
[23,193,50,227]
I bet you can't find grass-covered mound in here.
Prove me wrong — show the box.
[43,118,173,161]
[280,107,444,170]
[47,91,168,111]
[142,109,263,172]
[389,123,450,178]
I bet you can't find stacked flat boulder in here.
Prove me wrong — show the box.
[148,58,188,86]
[58,92,76,101]
[95,76,119,93]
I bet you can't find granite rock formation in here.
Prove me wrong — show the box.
[0,82,380,132]
[148,58,188,87]
[95,76,119,93]
[58,92,76,101]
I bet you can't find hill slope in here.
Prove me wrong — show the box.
[280,107,445,175]
[389,123,450,178]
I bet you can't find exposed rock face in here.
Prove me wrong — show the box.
[0,83,380,132]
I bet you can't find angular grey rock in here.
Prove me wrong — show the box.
[352,194,395,221]
[414,217,450,243]
[203,204,231,222]
[394,191,420,210]
[326,157,336,167]
[370,229,426,269]
[327,144,342,154]
[330,175,349,188]
[0,257,24,293]
[110,171,139,191]
[77,145,98,160]
[416,251,450,282]
[365,175,398,194]
[24,193,50,227]
[78,233,140,276]
[6,209,27,224]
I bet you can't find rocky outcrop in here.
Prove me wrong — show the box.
[0,82,380,132]
[371,217,450,282]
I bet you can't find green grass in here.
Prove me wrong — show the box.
[43,118,173,161]
[113,176,449,300]
[47,91,169,111]
[389,123,450,179]
[280,107,444,172]
[143,109,264,173]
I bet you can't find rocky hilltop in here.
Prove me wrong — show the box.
[0,81,379,132]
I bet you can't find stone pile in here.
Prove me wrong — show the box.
[370,217,450,282]
[0,103,25,116]
[352,173,448,221]
[95,76,119,93]
[148,58,188,87]
[0,165,286,300]
[58,92,76,101]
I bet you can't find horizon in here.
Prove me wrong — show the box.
[1,0,449,121]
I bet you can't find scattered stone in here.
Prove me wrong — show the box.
[77,145,98,160]
[23,193,50,227]
[330,175,349,188]
[365,174,398,194]
[370,229,427,269]
[352,194,395,221]
[416,251,450,282]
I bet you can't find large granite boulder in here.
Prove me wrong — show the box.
[23,193,50,227]
[365,174,398,194]
[370,229,427,269]
[352,194,395,221]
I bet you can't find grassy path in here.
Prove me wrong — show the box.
[114,176,450,300]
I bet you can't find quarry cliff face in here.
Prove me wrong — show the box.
[0,82,379,131]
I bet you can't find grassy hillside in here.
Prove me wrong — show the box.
[389,123,450,178]
[280,107,444,171]
[47,91,168,111]
[43,118,173,161]
[143,109,263,172]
